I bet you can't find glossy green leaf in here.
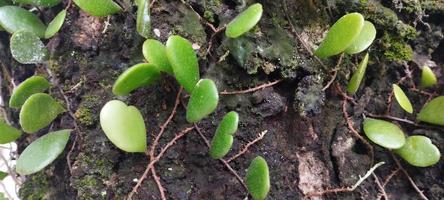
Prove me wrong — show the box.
[246,156,270,200]
[395,135,441,167]
[344,21,376,54]
[209,111,239,159]
[45,9,66,39]
[9,76,50,109]
[225,3,263,38]
[363,118,405,149]
[0,6,46,37]
[417,96,444,126]
[393,84,413,114]
[10,30,48,64]
[112,63,160,96]
[420,66,437,88]
[347,53,369,94]
[73,0,122,17]
[0,121,22,144]
[166,35,200,93]
[100,100,146,152]
[136,0,150,38]
[14,0,61,7]
[314,13,364,58]
[16,129,71,175]
[0,171,7,180]
[20,93,65,133]
[186,79,219,123]
[142,39,173,74]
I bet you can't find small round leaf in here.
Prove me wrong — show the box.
[0,121,22,144]
[9,76,50,109]
[246,156,270,200]
[20,93,65,133]
[347,53,369,94]
[142,39,173,74]
[14,0,62,7]
[10,30,48,64]
[420,66,437,88]
[186,79,219,123]
[136,0,150,38]
[100,100,147,152]
[73,0,122,17]
[417,96,444,126]
[363,118,406,149]
[209,111,239,159]
[0,6,46,37]
[225,3,263,38]
[394,135,441,167]
[16,129,71,175]
[393,84,413,114]
[112,63,160,96]
[45,9,66,39]
[344,21,376,54]
[166,35,200,93]
[314,13,364,58]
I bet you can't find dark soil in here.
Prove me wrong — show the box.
[1,0,444,200]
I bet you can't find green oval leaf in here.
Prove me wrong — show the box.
[186,79,219,123]
[246,156,270,200]
[0,171,7,180]
[45,9,66,39]
[394,135,441,167]
[14,0,61,7]
[314,13,364,58]
[16,129,71,175]
[143,39,173,74]
[10,30,48,64]
[20,93,65,133]
[112,63,160,96]
[417,96,444,126]
[0,121,22,144]
[0,6,46,37]
[166,35,200,93]
[420,66,437,88]
[136,0,150,38]
[393,84,413,114]
[99,100,147,152]
[347,53,369,94]
[73,0,122,17]
[9,76,50,109]
[344,21,376,54]
[363,118,406,149]
[225,3,263,38]
[209,111,239,159]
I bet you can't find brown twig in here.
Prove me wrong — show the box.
[322,53,344,91]
[334,83,357,105]
[220,79,283,95]
[127,126,195,200]
[227,130,267,163]
[206,26,226,58]
[366,113,417,125]
[373,173,389,200]
[151,167,166,200]
[382,168,400,187]
[193,124,248,191]
[391,153,429,200]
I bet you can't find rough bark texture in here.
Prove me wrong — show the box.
[1,0,444,199]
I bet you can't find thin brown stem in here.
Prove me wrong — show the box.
[322,53,344,91]
[391,153,429,200]
[382,168,400,187]
[220,79,283,95]
[227,130,267,163]
[373,173,389,200]
[151,167,166,200]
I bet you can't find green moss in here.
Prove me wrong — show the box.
[73,175,104,200]
[76,152,113,177]
[204,10,215,23]
[75,94,101,126]
[19,171,50,200]
[382,34,413,62]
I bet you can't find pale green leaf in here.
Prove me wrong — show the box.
[420,66,437,88]
[347,53,369,94]
[9,76,50,109]
[14,0,61,7]
[225,3,263,38]
[395,135,441,167]
[0,121,22,144]
[73,0,122,17]
[45,9,66,39]
[112,63,160,96]
[186,79,219,123]
[363,118,405,149]
[136,0,150,38]
[10,30,48,64]
[16,129,71,175]
[100,100,147,152]
[142,39,173,74]
[0,6,46,37]
[344,21,376,54]
[417,96,444,126]
[0,171,7,180]
[393,84,413,113]
[246,156,270,200]
[20,93,65,133]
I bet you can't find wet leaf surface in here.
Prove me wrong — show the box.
[20,93,65,133]
[112,63,160,96]
[100,100,147,152]
[73,0,122,17]
[225,3,263,38]
[186,79,218,123]
[395,135,441,167]
[0,6,46,37]
[246,156,270,200]
[420,66,437,88]
[417,96,444,126]
[209,111,239,159]
[10,30,48,64]
[363,118,406,149]
[16,129,71,175]
[345,21,376,54]
[9,76,50,109]
[393,84,413,113]
[136,0,151,38]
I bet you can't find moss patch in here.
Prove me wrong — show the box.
[19,171,50,200]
